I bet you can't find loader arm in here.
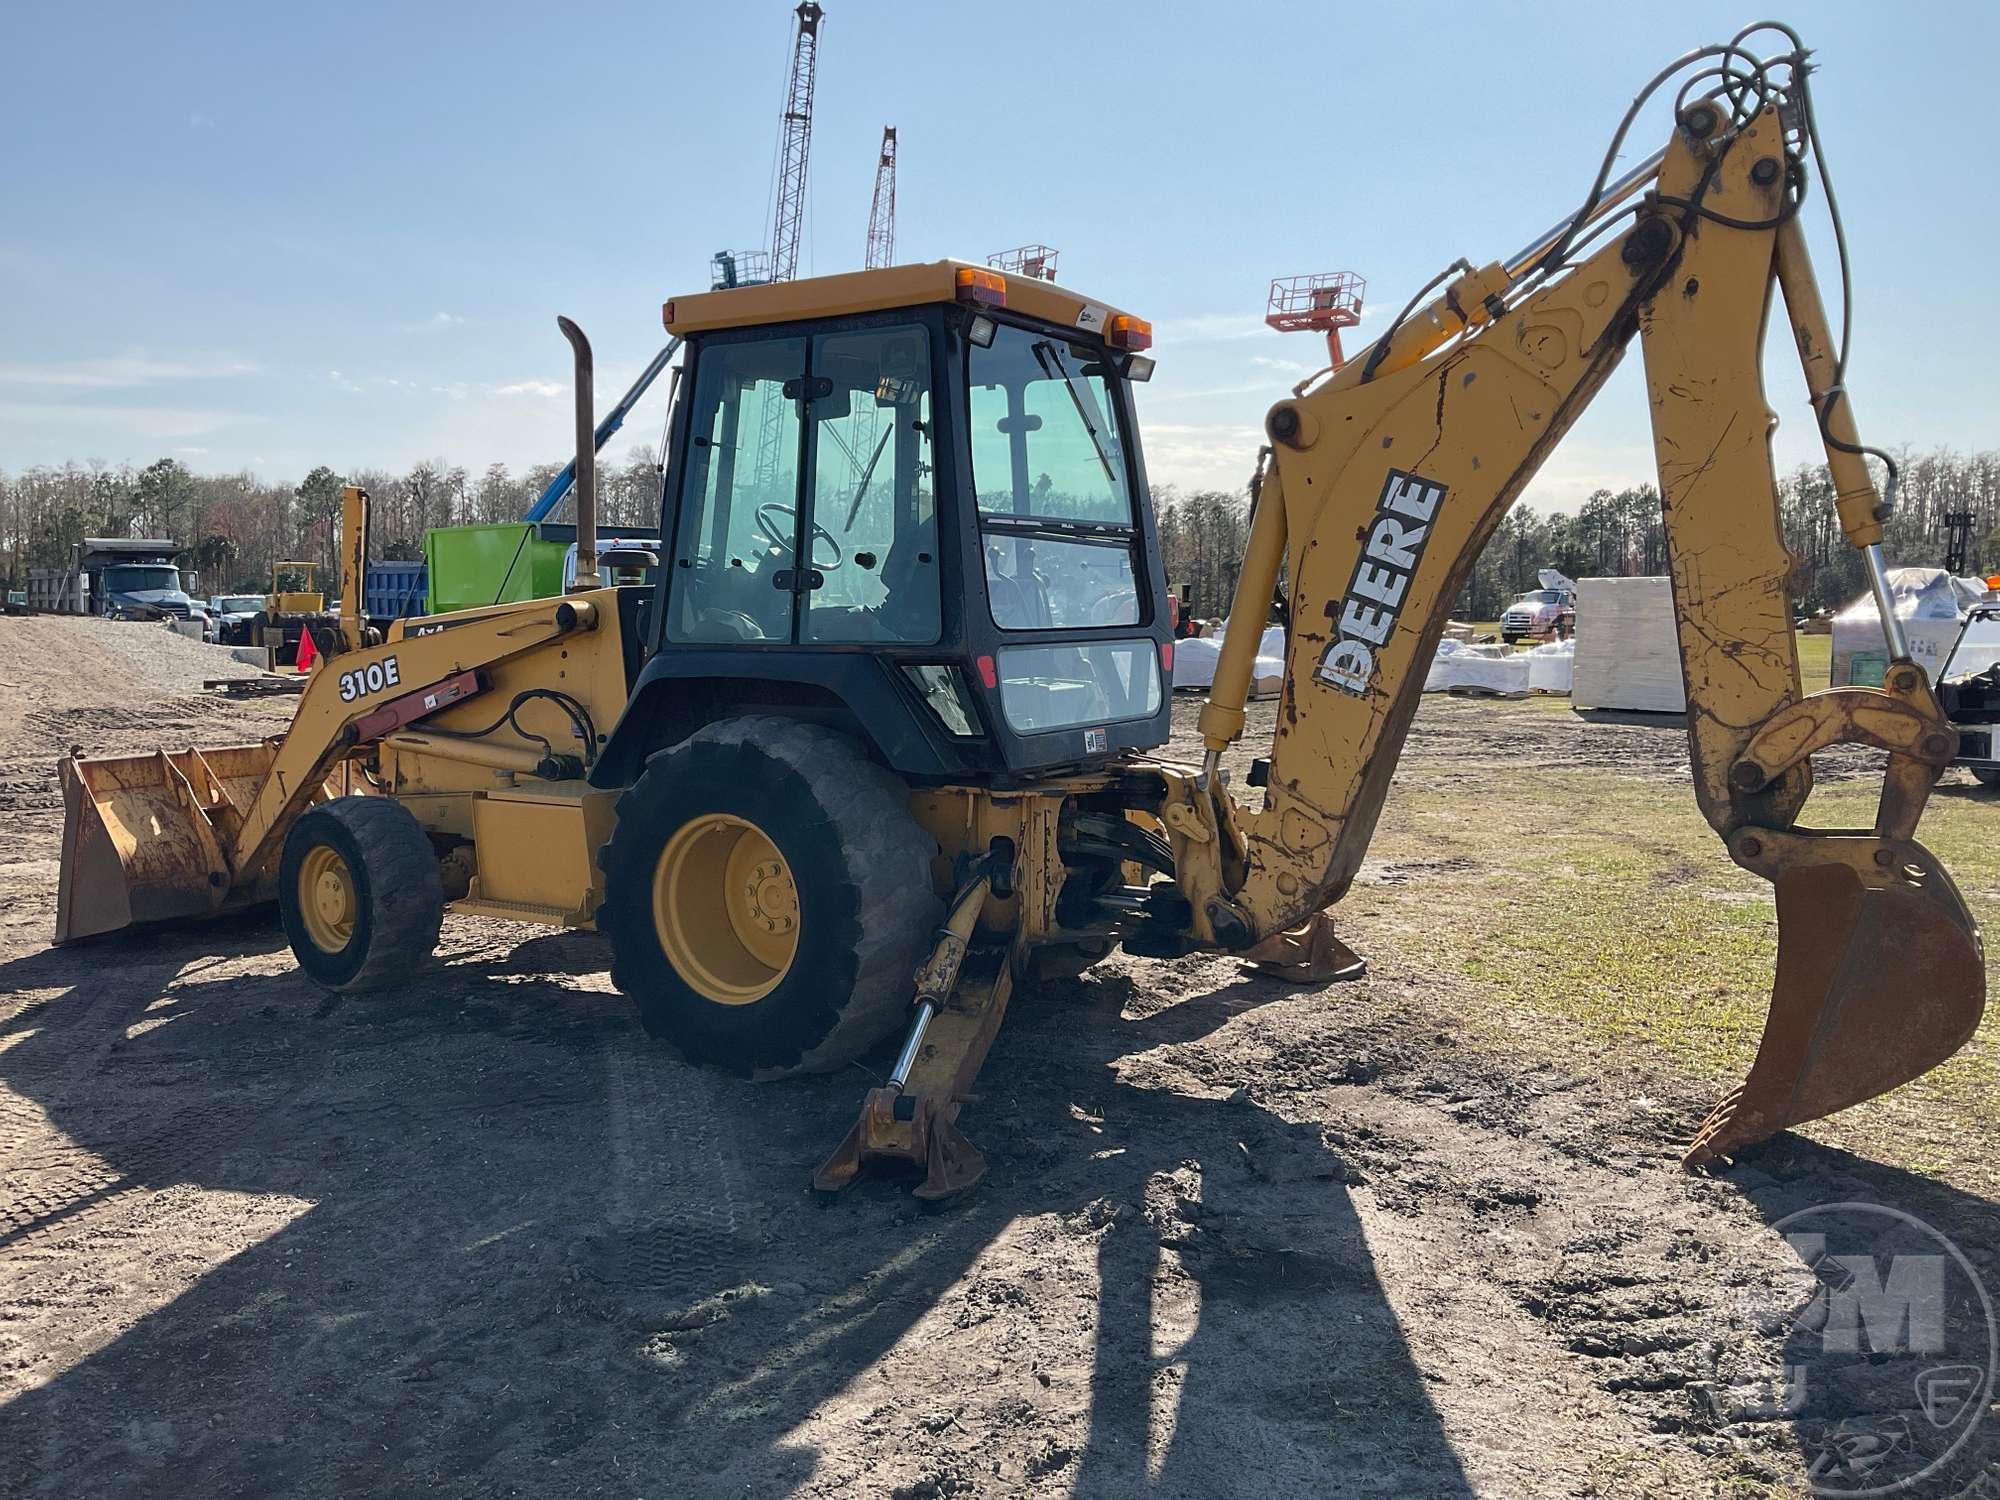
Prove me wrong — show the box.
[1189,73,1984,1162]
[56,587,607,944]
[223,596,603,884]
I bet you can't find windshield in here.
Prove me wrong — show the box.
[1514,590,1564,605]
[1945,612,2000,681]
[967,322,1142,632]
[968,324,1133,524]
[103,565,180,593]
[217,596,262,612]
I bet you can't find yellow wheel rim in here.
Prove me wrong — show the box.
[298,844,357,954]
[652,813,799,1005]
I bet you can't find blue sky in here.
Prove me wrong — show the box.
[1,1,1991,511]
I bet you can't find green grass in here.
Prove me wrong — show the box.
[1357,697,1999,1191]
[1795,629,1832,689]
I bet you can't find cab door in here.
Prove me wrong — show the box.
[799,323,942,646]
[663,334,807,645]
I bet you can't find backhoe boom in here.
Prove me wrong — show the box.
[1185,67,1984,1165]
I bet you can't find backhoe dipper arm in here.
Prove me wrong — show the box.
[1196,102,1798,936]
[1189,80,1984,1164]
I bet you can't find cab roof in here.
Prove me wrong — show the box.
[664,259,1142,340]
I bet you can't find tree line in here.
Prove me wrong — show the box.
[0,449,665,597]
[5,444,1995,614]
[1156,446,2000,625]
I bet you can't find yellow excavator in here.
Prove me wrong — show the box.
[54,26,1984,1196]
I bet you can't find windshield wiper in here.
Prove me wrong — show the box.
[843,420,895,531]
[1031,339,1119,489]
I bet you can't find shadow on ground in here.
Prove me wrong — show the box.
[0,926,1477,1496]
[1715,1139,2000,1497]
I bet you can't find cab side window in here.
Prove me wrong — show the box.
[667,337,806,643]
[805,325,940,645]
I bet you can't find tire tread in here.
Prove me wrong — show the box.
[283,797,445,993]
[601,715,938,1077]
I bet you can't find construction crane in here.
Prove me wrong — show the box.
[988,244,1059,282]
[768,2,824,285]
[1267,271,1366,370]
[752,0,826,484]
[864,126,897,270]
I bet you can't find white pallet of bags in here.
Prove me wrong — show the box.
[1173,635,1221,690]
[1571,576,1685,712]
[1423,639,1530,697]
[1526,638,1574,695]
[1830,566,1986,687]
[1172,634,1285,695]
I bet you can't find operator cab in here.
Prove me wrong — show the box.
[619,261,1173,782]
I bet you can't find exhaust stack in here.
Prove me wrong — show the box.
[557,316,599,592]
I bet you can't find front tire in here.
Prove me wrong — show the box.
[599,716,940,1077]
[279,797,445,991]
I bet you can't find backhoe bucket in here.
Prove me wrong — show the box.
[54,743,351,945]
[1685,844,1986,1167]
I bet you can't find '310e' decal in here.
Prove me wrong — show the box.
[1316,469,1445,697]
[336,656,402,703]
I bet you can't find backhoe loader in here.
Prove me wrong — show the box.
[55,26,1984,1197]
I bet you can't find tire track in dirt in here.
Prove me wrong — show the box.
[581,1037,754,1308]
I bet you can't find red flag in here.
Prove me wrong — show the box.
[294,628,318,673]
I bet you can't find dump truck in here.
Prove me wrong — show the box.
[55,27,1984,1196]
[28,539,196,620]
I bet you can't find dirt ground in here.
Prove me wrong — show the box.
[3,615,1998,1498]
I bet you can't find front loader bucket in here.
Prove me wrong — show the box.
[1685,844,1986,1167]
[54,743,345,945]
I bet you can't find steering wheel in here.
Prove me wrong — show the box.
[754,503,843,569]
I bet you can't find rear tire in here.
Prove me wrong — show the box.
[1972,767,2000,788]
[279,797,445,992]
[599,716,940,1077]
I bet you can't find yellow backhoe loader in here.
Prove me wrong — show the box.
[54,27,1984,1197]
[248,560,342,663]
